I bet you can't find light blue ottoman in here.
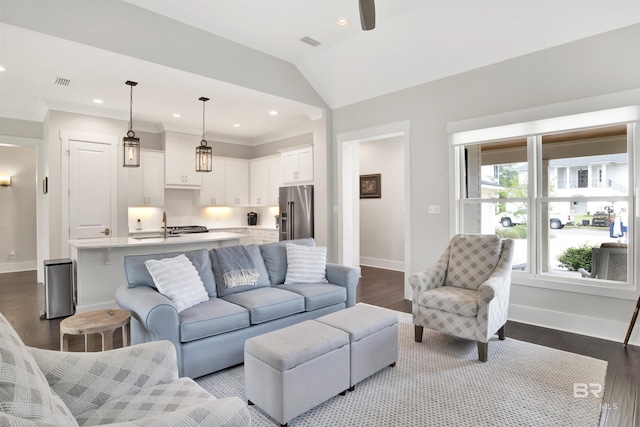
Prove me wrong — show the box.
[244,320,350,427]
[315,303,398,391]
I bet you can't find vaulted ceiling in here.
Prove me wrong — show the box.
[1,0,638,143]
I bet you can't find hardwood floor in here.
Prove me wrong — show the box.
[1,267,638,426]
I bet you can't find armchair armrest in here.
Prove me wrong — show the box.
[326,263,359,307]
[29,341,179,418]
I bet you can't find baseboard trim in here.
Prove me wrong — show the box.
[360,257,404,272]
[509,303,639,346]
[75,301,119,314]
[0,261,37,273]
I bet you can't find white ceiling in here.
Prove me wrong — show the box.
[1,1,639,144]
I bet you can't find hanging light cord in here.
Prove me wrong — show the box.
[129,84,133,133]
[200,97,209,147]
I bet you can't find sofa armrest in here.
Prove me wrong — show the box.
[101,397,251,427]
[326,263,359,307]
[115,285,180,344]
[29,341,179,418]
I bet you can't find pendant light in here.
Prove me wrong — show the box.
[123,80,140,167]
[196,96,212,172]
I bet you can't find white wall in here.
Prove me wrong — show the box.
[331,24,640,344]
[359,136,404,270]
[0,145,37,272]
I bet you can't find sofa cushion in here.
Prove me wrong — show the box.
[259,238,316,285]
[221,287,305,324]
[0,313,78,426]
[123,249,217,298]
[276,283,346,311]
[145,254,210,313]
[179,298,250,343]
[284,243,329,284]
[210,245,270,297]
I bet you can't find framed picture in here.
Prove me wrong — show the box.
[360,174,381,199]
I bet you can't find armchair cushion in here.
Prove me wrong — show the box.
[445,234,501,290]
[418,286,478,317]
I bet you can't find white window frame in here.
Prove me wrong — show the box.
[449,103,639,300]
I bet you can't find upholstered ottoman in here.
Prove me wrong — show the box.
[244,320,350,427]
[315,303,398,391]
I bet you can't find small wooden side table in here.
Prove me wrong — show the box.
[60,308,131,352]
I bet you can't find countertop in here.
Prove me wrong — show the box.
[128,225,277,235]
[69,231,243,249]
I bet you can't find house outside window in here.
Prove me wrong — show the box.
[452,106,636,295]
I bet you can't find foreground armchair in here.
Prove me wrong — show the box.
[409,234,514,362]
[0,312,250,426]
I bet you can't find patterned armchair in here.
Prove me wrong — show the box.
[409,234,514,362]
[0,312,250,426]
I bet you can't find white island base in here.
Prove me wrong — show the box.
[69,232,242,313]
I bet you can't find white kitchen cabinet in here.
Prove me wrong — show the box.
[164,132,201,188]
[281,145,313,184]
[249,159,269,206]
[268,156,282,206]
[128,150,165,207]
[199,158,226,206]
[225,159,249,206]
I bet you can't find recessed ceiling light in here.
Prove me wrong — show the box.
[172,113,182,118]
[337,18,349,26]
[233,123,241,128]
[0,66,5,72]
[269,110,278,116]
[93,98,104,104]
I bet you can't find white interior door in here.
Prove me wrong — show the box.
[68,137,115,240]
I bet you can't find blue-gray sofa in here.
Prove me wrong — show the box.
[115,238,359,379]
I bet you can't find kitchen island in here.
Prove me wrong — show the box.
[69,232,242,313]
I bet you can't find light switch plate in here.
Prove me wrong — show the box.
[428,205,440,214]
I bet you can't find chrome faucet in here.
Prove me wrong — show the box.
[162,211,167,239]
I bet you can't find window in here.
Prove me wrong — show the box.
[453,107,636,292]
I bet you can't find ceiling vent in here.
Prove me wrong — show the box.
[300,36,321,47]
[53,77,72,87]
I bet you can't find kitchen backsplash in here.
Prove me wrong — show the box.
[128,189,279,231]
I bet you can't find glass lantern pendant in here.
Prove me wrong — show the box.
[196,96,213,172]
[123,81,140,167]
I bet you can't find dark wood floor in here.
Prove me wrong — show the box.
[1,267,638,426]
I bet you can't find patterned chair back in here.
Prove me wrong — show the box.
[444,234,502,290]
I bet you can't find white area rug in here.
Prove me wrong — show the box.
[196,312,607,426]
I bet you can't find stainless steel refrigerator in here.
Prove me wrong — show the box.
[279,185,314,241]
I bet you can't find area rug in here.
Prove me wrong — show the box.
[196,312,607,426]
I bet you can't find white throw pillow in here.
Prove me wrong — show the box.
[284,243,329,284]
[145,254,209,312]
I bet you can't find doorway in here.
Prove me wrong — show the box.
[337,120,411,298]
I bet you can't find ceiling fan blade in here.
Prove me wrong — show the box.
[359,0,376,31]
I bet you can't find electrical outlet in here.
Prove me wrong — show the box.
[428,205,440,215]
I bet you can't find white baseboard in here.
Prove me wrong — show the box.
[360,256,404,272]
[75,301,119,314]
[0,261,37,273]
[509,303,640,347]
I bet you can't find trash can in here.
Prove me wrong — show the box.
[44,259,74,319]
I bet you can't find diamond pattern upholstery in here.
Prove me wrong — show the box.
[0,313,250,427]
[409,234,514,361]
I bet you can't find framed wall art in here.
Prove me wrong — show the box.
[360,173,381,199]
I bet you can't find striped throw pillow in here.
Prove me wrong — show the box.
[284,243,329,284]
[145,254,209,312]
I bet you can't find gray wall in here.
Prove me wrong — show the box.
[0,117,43,139]
[331,24,640,343]
[0,145,37,271]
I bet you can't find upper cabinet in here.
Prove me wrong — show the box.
[199,158,226,206]
[128,150,165,207]
[281,145,313,184]
[225,159,249,206]
[164,132,201,188]
[249,155,281,207]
